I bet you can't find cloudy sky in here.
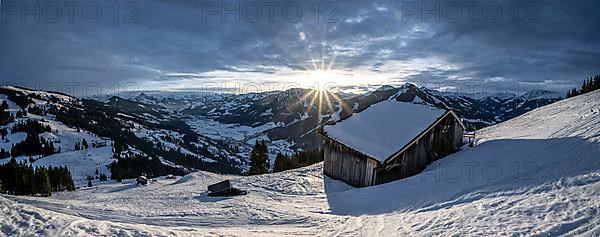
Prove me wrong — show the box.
[1,0,599,96]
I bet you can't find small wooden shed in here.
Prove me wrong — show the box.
[320,101,465,187]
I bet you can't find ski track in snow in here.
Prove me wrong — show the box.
[2,91,600,236]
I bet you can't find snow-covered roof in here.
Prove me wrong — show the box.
[323,101,447,162]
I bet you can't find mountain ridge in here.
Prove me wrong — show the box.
[0,84,563,179]
[1,90,598,236]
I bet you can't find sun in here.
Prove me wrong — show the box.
[307,69,333,81]
[293,69,354,118]
[303,69,352,87]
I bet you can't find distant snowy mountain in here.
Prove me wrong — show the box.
[0,84,563,181]
[1,90,598,236]
[522,89,563,100]
[122,84,561,140]
[96,84,563,166]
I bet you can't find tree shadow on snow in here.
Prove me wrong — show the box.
[194,191,232,203]
[106,182,139,193]
[324,137,600,216]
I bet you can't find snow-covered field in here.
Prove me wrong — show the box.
[2,91,600,236]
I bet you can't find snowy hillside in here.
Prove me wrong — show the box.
[0,85,245,180]
[0,86,114,185]
[1,90,599,236]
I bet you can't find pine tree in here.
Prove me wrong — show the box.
[87,176,93,187]
[34,168,51,196]
[273,153,288,173]
[570,74,600,98]
[248,141,269,175]
[271,149,324,173]
[15,164,34,195]
[1,101,8,111]
[99,173,107,181]
[0,128,7,140]
[587,78,593,92]
[82,139,89,149]
[0,101,13,125]
[3,157,17,194]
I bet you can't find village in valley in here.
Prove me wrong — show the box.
[0,78,599,235]
[1,0,600,236]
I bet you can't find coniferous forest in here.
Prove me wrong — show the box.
[109,149,186,182]
[0,157,74,196]
[9,120,57,158]
[248,139,324,174]
[566,74,600,98]
[273,149,324,173]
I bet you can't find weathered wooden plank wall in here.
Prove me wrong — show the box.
[323,140,377,187]
[376,115,464,185]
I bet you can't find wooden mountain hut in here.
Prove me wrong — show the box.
[320,101,465,187]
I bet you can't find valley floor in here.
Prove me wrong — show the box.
[2,91,600,236]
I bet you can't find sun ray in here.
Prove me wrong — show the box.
[321,90,334,116]
[290,88,315,115]
[326,53,337,71]
[320,41,326,71]
[327,90,352,114]
[296,88,314,104]
[317,88,324,117]
[292,26,358,93]
[306,89,319,114]
[302,39,318,71]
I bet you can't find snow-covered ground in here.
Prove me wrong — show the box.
[2,146,115,186]
[0,112,114,186]
[186,117,279,141]
[2,91,600,236]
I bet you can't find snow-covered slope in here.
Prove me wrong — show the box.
[1,91,599,236]
[0,85,245,177]
[478,89,600,141]
[0,86,115,186]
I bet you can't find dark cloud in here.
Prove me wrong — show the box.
[1,0,598,95]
